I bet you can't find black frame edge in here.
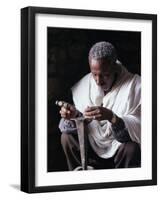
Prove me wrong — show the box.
[21,7,36,193]
[32,180,155,193]
[152,15,157,185]
[21,7,30,193]
[23,6,157,20]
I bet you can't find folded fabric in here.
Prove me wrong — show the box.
[59,118,77,134]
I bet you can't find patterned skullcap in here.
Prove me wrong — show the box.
[88,41,117,64]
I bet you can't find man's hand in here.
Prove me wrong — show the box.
[59,104,77,120]
[84,106,113,121]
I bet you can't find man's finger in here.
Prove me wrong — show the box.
[61,107,71,115]
[60,110,66,116]
[84,114,102,119]
[60,110,66,115]
[68,104,75,111]
[84,109,100,116]
[60,112,70,119]
[61,107,68,113]
[94,114,102,120]
[84,106,98,112]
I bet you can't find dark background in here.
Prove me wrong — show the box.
[47,27,141,172]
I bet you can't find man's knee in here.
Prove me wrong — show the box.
[123,141,141,158]
[115,141,141,168]
[123,141,141,167]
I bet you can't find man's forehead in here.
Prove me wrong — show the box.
[90,59,112,72]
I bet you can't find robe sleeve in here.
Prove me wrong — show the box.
[121,75,141,144]
[111,118,132,143]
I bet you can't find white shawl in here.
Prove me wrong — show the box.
[71,63,141,159]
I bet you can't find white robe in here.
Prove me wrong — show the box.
[71,63,141,159]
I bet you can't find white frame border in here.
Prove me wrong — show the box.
[35,13,152,187]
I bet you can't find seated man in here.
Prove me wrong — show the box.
[58,41,141,171]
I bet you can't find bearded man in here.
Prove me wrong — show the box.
[59,41,141,170]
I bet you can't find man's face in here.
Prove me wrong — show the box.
[89,59,115,91]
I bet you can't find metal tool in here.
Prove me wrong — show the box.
[73,118,94,171]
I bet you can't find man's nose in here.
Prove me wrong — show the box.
[96,76,102,85]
